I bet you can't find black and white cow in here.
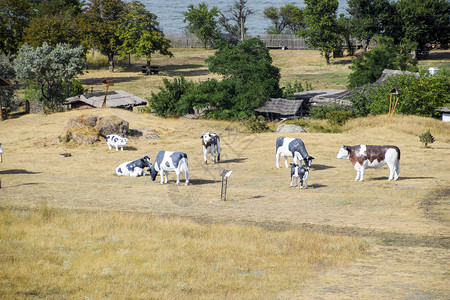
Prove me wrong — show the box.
[290,163,309,189]
[276,136,315,168]
[150,151,189,185]
[201,132,221,164]
[0,141,3,163]
[106,135,129,151]
[115,156,152,177]
[336,145,400,181]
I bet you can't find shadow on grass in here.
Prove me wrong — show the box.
[187,179,219,185]
[80,76,143,86]
[219,158,248,164]
[311,164,335,171]
[371,176,434,181]
[307,183,327,189]
[0,169,41,175]
[123,146,138,151]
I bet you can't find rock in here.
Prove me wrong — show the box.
[275,124,306,133]
[68,126,99,144]
[94,115,129,137]
[67,114,99,128]
[129,127,161,140]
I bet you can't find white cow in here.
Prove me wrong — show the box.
[106,135,129,151]
[150,151,189,186]
[290,163,309,189]
[337,145,401,181]
[276,136,314,168]
[201,132,221,164]
[115,156,152,177]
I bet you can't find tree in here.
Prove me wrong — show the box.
[183,2,220,48]
[23,0,84,48]
[117,1,173,74]
[300,0,342,64]
[0,56,17,120]
[264,4,304,34]
[337,14,355,56]
[392,0,450,50]
[229,0,254,41]
[81,0,127,72]
[348,36,418,88]
[347,0,391,51]
[0,0,33,57]
[14,43,84,111]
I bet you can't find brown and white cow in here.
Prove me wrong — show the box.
[336,145,400,181]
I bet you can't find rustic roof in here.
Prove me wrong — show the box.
[65,91,147,108]
[435,106,450,113]
[254,98,304,115]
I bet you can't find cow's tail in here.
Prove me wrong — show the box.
[395,147,400,176]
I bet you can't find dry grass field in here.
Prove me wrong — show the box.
[1,48,449,298]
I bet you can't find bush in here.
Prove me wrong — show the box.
[245,115,269,133]
[419,129,435,148]
[283,80,313,98]
[350,71,450,118]
[326,109,355,126]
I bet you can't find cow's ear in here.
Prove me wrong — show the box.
[310,156,315,160]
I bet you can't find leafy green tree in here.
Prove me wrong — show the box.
[117,1,173,74]
[228,0,254,41]
[183,2,220,48]
[13,43,84,111]
[337,14,355,55]
[0,0,33,57]
[81,0,127,72]
[347,0,391,51]
[264,4,304,34]
[348,36,418,88]
[391,0,450,50]
[300,0,342,64]
[23,0,84,48]
[0,56,17,120]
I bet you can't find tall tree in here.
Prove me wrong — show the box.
[14,43,84,111]
[81,0,127,72]
[183,2,220,48]
[0,0,33,57]
[264,4,304,34]
[117,1,173,74]
[300,0,342,64]
[347,0,391,51]
[229,0,254,41]
[394,0,450,50]
[23,0,84,48]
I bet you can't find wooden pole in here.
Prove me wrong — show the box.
[392,94,399,116]
[389,93,392,116]
[102,85,109,108]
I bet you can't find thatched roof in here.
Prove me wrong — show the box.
[255,98,304,115]
[66,91,147,108]
[435,106,450,113]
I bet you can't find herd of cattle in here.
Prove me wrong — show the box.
[105,131,401,187]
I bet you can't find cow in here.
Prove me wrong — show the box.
[106,135,129,151]
[290,163,309,189]
[336,145,401,181]
[276,136,315,168]
[201,132,222,164]
[0,141,3,163]
[150,151,189,186]
[115,156,152,177]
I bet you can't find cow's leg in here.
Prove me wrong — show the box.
[290,176,294,187]
[184,169,189,185]
[174,170,181,186]
[304,177,308,189]
[394,161,400,180]
[359,164,366,181]
[212,148,217,164]
[276,150,281,168]
[160,171,165,184]
[165,171,169,184]
[107,143,112,150]
[120,146,124,151]
[354,164,361,181]
[299,178,303,189]
[203,147,208,164]
[284,156,289,168]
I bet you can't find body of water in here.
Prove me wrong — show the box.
[137,0,349,34]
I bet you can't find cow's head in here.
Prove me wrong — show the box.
[150,165,158,181]
[201,132,211,144]
[303,156,314,168]
[142,156,152,168]
[336,145,350,159]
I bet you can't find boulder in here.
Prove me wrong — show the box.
[66,125,99,144]
[129,127,161,140]
[94,115,129,137]
[275,124,306,133]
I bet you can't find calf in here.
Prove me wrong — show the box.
[106,135,129,151]
[336,145,400,181]
[290,163,309,189]
[201,132,221,164]
[115,156,152,177]
[276,136,314,168]
[150,151,189,186]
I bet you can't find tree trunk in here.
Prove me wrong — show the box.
[108,53,115,72]
[240,16,245,41]
[146,60,151,75]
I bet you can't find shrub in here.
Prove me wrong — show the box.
[419,129,435,148]
[326,109,355,126]
[283,80,313,98]
[245,115,270,133]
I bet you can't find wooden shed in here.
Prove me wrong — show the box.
[254,98,307,120]
[65,91,147,110]
[435,107,450,122]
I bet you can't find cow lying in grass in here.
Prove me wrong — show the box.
[150,151,189,185]
[106,135,129,151]
[336,145,400,181]
[201,132,221,164]
[290,163,309,189]
[115,156,152,177]
[276,136,315,168]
